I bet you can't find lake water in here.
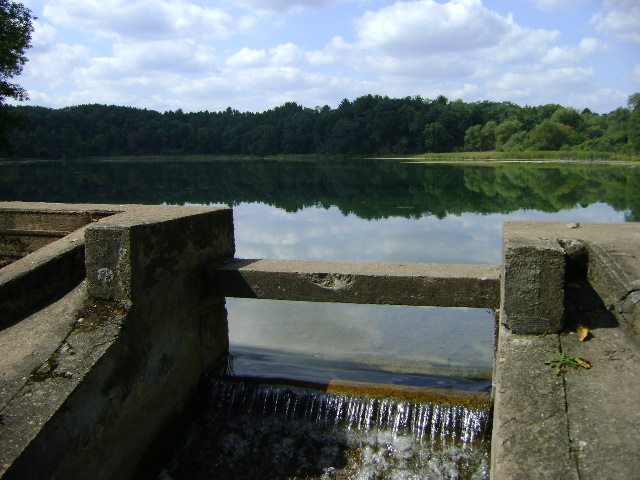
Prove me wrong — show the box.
[1,157,637,478]
[2,158,636,379]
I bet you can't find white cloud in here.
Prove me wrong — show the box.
[226,47,268,68]
[231,0,344,14]
[486,66,598,106]
[542,37,603,64]
[592,0,640,43]
[43,0,234,40]
[355,0,510,56]
[16,0,637,114]
[24,43,93,82]
[30,20,58,53]
[114,40,218,73]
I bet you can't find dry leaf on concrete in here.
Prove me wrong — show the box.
[576,324,592,342]
[575,357,592,369]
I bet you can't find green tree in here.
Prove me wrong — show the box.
[550,107,583,130]
[0,0,34,152]
[464,125,483,151]
[525,119,574,150]
[627,92,640,152]
[495,118,523,149]
[424,122,453,152]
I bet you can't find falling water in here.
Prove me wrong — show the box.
[162,379,492,480]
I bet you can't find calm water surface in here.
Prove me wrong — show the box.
[2,158,637,478]
[1,158,636,379]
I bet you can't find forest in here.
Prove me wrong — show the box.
[2,93,639,158]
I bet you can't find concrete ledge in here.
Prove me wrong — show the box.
[0,203,235,480]
[492,221,640,479]
[491,325,578,480]
[211,258,500,308]
[0,228,87,329]
[0,202,124,328]
[0,202,116,262]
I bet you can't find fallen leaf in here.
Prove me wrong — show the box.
[575,357,592,369]
[576,324,591,342]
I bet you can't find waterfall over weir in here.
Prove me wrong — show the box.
[210,381,490,444]
[163,379,492,480]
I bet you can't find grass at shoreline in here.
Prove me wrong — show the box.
[405,150,639,162]
[1,150,638,164]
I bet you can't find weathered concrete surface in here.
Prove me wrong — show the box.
[0,203,235,480]
[0,202,115,263]
[561,276,640,480]
[0,202,121,328]
[502,221,640,336]
[501,224,565,333]
[212,258,500,308]
[0,282,87,415]
[492,221,640,480]
[491,325,578,480]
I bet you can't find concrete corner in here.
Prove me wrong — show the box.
[501,223,565,334]
[1,203,235,480]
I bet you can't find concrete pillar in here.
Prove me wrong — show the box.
[501,222,565,334]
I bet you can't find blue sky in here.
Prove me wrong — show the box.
[16,0,640,113]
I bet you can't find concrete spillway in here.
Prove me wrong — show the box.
[1,202,640,479]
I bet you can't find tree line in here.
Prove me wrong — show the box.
[3,93,639,158]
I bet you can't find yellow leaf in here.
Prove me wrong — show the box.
[575,357,592,369]
[576,324,591,342]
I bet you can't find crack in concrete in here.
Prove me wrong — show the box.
[558,336,583,480]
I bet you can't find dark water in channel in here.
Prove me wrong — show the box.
[2,157,638,478]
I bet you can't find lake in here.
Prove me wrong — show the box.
[1,157,637,478]
[1,158,636,379]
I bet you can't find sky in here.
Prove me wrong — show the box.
[14,0,640,113]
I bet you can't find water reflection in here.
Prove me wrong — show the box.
[232,201,627,264]
[1,158,633,378]
[228,299,495,382]
[0,158,638,221]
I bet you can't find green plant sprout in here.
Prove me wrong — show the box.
[545,352,592,375]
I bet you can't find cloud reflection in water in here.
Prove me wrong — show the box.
[224,201,626,376]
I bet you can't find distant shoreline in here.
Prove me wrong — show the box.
[1,151,639,165]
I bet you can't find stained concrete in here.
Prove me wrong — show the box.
[491,326,578,480]
[501,225,565,333]
[492,221,640,480]
[212,258,500,308]
[0,202,116,263]
[0,203,235,480]
[0,203,122,328]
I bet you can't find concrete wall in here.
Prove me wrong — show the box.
[492,221,640,480]
[0,204,114,265]
[4,204,639,480]
[0,203,234,480]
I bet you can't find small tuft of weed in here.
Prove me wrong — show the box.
[545,352,591,375]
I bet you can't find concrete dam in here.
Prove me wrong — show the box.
[1,201,639,479]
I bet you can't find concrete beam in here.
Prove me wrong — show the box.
[210,258,500,309]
